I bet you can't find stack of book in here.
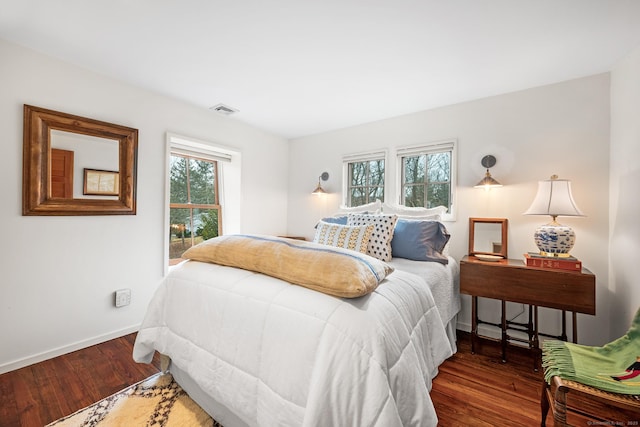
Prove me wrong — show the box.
[523,252,582,272]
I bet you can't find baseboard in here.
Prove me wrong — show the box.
[457,320,471,333]
[456,320,533,342]
[0,324,141,375]
[456,320,506,341]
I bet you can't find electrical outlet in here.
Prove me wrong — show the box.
[115,289,131,307]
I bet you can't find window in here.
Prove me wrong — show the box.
[343,151,386,207]
[169,153,220,264]
[166,133,240,270]
[398,140,456,213]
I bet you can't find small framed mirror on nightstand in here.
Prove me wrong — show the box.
[469,217,508,260]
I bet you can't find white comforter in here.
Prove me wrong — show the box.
[388,257,460,329]
[133,260,453,427]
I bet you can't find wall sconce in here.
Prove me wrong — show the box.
[474,155,503,190]
[312,172,329,195]
[523,174,585,257]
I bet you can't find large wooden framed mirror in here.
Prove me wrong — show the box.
[468,217,508,260]
[23,105,138,215]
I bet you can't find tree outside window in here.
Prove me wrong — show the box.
[169,154,220,265]
[401,151,451,210]
[347,159,385,207]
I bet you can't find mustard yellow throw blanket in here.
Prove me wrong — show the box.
[182,234,393,298]
[542,308,640,395]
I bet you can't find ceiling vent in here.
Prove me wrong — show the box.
[210,103,239,116]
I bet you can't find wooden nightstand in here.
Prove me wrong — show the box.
[460,255,595,369]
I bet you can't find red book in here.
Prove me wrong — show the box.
[523,253,582,272]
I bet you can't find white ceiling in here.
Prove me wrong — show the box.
[2,0,640,139]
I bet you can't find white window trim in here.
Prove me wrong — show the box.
[341,149,388,206]
[164,133,242,275]
[169,138,233,163]
[395,139,457,222]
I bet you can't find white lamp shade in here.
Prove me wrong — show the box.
[523,178,584,217]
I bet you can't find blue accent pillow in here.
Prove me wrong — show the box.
[315,216,348,228]
[390,219,450,264]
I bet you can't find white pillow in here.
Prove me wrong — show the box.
[347,213,398,261]
[335,199,382,215]
[381,203,447,220]
[313,221,374,254]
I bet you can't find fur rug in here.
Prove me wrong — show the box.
[46,372,222,426]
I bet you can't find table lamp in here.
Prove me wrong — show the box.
[523,174,584,257]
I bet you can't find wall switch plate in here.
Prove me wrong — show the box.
[115,289,131,307]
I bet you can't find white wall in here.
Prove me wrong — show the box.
[2,34,631,373]
[609,45,640,337]
[288,74,611,345]
[0,39,290,373]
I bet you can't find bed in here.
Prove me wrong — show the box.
[133,216,459,427]
[387,257,460,353]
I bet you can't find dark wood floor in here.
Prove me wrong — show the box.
[432,333,553,426]
[0,332,553,426]
[0,334,162,427]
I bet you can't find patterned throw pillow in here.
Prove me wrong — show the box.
[313,221,374,254]
[347,214,398,261]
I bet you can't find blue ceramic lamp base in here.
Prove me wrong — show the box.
[533,221,576,258]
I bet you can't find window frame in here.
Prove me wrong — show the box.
[396,139,457,221]
[168,152,222,265]
[342,150,388,207]
[165,133,240,274]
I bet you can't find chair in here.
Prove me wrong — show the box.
[541,375,640,425]
[541,309,640,426]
